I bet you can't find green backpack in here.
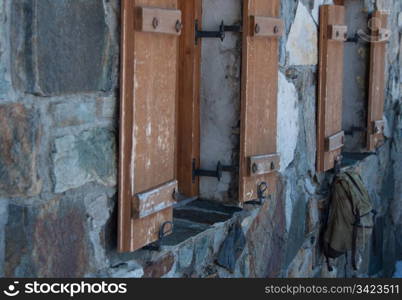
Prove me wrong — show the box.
[323,170,376,271]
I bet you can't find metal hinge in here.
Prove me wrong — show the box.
[192,159,235,182]
[195,20,241,44]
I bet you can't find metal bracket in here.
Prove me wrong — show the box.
[328,25,348,41]
[244,182,268,206]
[142,221,174,251]
[334,155,343,175]
[325,131,345,152]
[345,32,390,44]
[195,20,241,44]
[192,159,234,182]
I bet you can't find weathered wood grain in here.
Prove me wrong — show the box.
[119,0,180,252]
[134,180,178,218]
[317,5,346,172]
[136,6,182,35]
[239,0,281,203]
[177,0,201,198]
[250,16,284,38]
[367,11,388,151]
[248,154,280,177]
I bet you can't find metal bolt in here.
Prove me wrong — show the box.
[255,24,260,34]
[152,17,159,29]
[252,163,259,174]
[175,20,182,33]
[273,25,279,34]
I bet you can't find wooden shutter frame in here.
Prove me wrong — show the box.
[317,5,346,173]
[177,0,201,198]
[118,0,182,253]
[367,11,389,151]
[239,0,282,203]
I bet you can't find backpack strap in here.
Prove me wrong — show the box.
[351,205,360,271]
[371,209,378,256]
[326,256,333,273]
[351,223,358,271]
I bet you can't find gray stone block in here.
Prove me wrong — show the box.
[50,100,97,127]
[10,0,114,96]
[0,104,41,197]
[0,1,10,98]
[53,128,116,193]
[178,241,194,270]
[5,197,91,277]
[0,200,8,277]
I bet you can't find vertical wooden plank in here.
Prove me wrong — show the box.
[177,0,201,198]
[119,0,180,253]
[317,5,346,172]
[118,0,135,253]
[239,0,280,203]
[133,0,178,196]
[367,11,388,151]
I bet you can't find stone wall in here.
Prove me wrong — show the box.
[0,0,119,277]
[0,0,401,278]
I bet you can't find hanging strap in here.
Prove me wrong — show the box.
[351,207,361,271]
[326,256,333,272]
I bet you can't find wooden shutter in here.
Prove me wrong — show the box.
[317,5,346,173]
[119,0,182,252]
[177,0,201,198]
[367,11,389,151]
[239,0,282,203]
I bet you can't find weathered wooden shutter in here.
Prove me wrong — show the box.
[239,0,283,203]
[317,5,346,172]
[119,0,182,252]
[367,11,389,151]
[177,0,201,198]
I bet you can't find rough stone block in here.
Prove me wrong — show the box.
[247,179,286,277]
[50,100,97,127]
[306,198,319,234]
[143,252,175,278]
[110,261,144,278]
[5,198,91,277]
[10,0,114,96]
[0,2,9,98]
[53,128,116,193]
[0,200,8,277]
[96,98,117,120]
[286,247,313,278]
[277,72,299,172]
[286,1,318,66]
[0,104,41,197]
[216,222,246,273]
[178,241,194,271]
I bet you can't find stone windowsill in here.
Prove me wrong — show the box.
[161,199,243,247]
